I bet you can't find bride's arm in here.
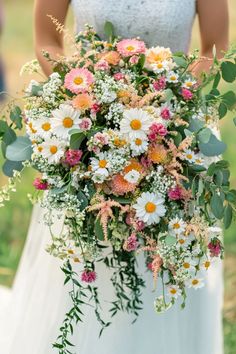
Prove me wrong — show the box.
[193,0,229,75]
[34,0,70,76]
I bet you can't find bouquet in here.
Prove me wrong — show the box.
[1,21,236,353]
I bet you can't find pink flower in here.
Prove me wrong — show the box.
[208,240,222,257]
[160,107,171,120]
[148,132,157,142]
[116,39,146,57]
[93,132,109,145]
[129,55,139,65]
[153,77,166,91]
[147,262,153,271]
[113,72,125,81]
[91,103,101,114]
[81,270,97,283]
[79,117,92,131]
[123,233,139,252]
[135,219,145,231]
[64,149,83,166]
[149,122,167,137]
[95,59,109,71]
[181,88,193,101]
[140,156,152,168]
[168,186,183,200]
[64,68,94,94]
[33,178,48,190]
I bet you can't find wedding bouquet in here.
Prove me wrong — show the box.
[1,21,236,352]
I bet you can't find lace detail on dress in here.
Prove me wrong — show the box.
[71,0,196,52]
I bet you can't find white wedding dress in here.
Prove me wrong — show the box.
[0,0,224,353]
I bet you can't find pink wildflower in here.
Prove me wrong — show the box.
[116,39,146,57]
[140,156,152,168]
[123,233,139,252]
[129,55,139,65]
[95,59,109,71]
[149,122,167,137]
[168,186,184,200]
[93,132,109,145]
[181,88,193,101]
[79,117,92,131]
[135,219,145,231]
[64,149,83,166]
[114,72,125,81]
[153,77,166,91]
[147,262,153,271]
[33,178,48,190]
[160,107,171,120]
[91,103,101,114]
[64,68,94,94]
[208,240,222,257]
[81,270,97,283]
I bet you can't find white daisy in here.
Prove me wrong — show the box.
[124,169,140,184]
[194,153,205,165]
[133,192,166,226]
[200,255,214,271]
[167,285,181,299]
[176,236,192,249]
[34,117,53,139]
[90,152,110,178]
[183,149,196,164]
[51,104,81,139]
[151,60,169,73]
[169,218,187,236]
[130,137,149,156]
[166,71,179,83]
[182,79,196,89]
[186,277,204,290]
[181,257,197,273]
[120,108,153,140]
[41,138,66,164]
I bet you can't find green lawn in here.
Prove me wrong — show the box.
[0,0,236,352]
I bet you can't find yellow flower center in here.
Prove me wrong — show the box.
[38,146,43,152]
[50,145,58,154]
[186,81,193,87]
[170,76,176,81]
[99,159,107,168]
[68,249,74,255]
[74,76,84,85]
[63,117,74,128]
[29,122,37,134]
[73,257,80,263]
[178,239,185,245]
[186,154,193,160]
[130,119,142,130]
[157,63,163,69]
[135,138,142,146]
[145,202,156,213]
[173,223,180,229]
[42,122,51,131]
[170,288,177,295]
[192,279,199,286]
[183,262,190,269]
[204,261,211,269]
[126,45,135,51]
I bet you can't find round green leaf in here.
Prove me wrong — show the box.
[2,159,23,177]
[221,61,236,83]
[223,204,233,229]
[6,136,32,162]
[199,134,227,157]
[210,193,224,219]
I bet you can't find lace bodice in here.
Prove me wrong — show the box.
[71,0,196,53]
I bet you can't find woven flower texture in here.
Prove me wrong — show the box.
[1,22,236,352]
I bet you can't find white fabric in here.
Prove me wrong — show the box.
[0,1,224,353]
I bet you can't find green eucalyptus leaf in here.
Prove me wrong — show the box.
[165,235,177,246]
[221,61,236,83]
[212,71,221,89]
[214,170,224,186]
[218,102,227,119]
[70,132,85,150]
[104,21,115,42]
[10,106,23,129]
[199,134,227,157]
[0,120,8,135]
[77,190,88,210]
[173,55,187,67]
[222,91,236,110]
[207,163,216,176]
[6,136,32,162]
[2,159,24,177]
[223,204,233,229]
[188,118,204,132]
[2,126,16,145]
[172,131,182,146]
[210,193,224,219]
[198,128,212,144]
[226,190,236,204]
[94,219,105,241]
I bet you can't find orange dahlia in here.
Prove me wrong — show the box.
[123,159,143,174]
[148,144,168,164]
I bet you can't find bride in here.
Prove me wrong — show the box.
[0,0,229,353]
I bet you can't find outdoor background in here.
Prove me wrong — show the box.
[0,0,235,352]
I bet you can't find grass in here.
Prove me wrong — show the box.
[0,0,236,352]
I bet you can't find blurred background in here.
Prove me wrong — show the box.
[0,0,235,352]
